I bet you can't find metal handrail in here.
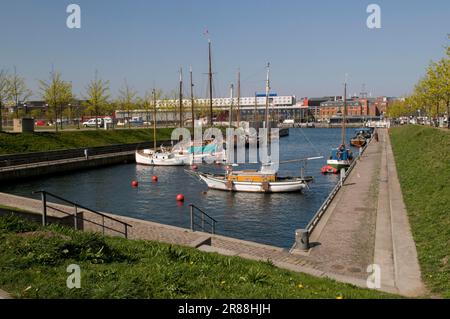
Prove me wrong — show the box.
[189,204,217,234]
[33,190,132,238]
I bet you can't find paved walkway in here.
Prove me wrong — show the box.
[291,129,426,296]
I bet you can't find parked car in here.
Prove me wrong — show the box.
[35,120,46,126]
[129,117,144,126]
[82,118,103,127]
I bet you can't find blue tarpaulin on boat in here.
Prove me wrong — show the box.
[188,144,217,154]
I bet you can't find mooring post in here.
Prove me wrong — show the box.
[74,205,78,230]
[295,229,310,251]
[190,205,194,232]
[340,168,346,186]
[41,192,47,226]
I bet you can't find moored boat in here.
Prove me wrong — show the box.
[325,79,354,171]
[196,163,313,193]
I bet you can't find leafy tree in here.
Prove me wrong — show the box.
[8,66,32,117]
[83,71,110,129]
[39,71,72,132]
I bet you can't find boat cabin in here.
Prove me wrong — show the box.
[330,147,353,161]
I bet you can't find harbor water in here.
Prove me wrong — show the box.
[0,128,358,248]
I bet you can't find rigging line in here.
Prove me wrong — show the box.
[297,127,323,158]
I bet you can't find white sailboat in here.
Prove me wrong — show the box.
[196,162,312,193]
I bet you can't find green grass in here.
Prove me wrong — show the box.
[390,125,450,298]
[0,215,398,299]
[0,128,174,155]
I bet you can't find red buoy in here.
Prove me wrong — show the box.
[131,180,138,187]
[176,194,185,202]
[191,164,198,170]
[152,175,158,182]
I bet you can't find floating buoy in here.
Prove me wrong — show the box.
[131,180,139,187]
[191,164,198,170]
[176,194,185,202]
[152,175,158,182]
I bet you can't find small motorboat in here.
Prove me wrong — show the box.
[321,165,338,174]
[350,135,367,148]
[135,147,188,166]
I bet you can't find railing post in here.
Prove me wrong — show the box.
[74,205,78,230]
[201,213,205,231]
[212,221,215,235]
[190,205,194,232]
[41,192,47,226]
[102,215,105,235]
[124,224,128,239]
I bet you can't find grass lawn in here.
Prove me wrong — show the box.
[0,128,175,155]
[390,125,450,298]
[0,214,398,299]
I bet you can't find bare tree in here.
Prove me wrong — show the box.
[0,70,9,131]
[118,80,137,129]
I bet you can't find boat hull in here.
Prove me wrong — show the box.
[198,173,307,193]
[350,138,366,148]
[135,150,187,166]
[326,159,351,170]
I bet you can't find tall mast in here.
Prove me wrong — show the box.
[341,80,347,146]
[237,69,241,123]
[190,66,195,135]
[254,92,258,123]
[229,83,234,128]
[208,40,213,127]
[179,67,183,128]
[152,88,157,150]
[264,62,270,130]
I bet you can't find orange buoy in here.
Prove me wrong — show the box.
[131,180,138,187]
[176,194,185,202]
[152,175,158,182]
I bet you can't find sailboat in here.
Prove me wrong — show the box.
[325,81,354,171]
[193,63,319,193]
[135,69,225,166]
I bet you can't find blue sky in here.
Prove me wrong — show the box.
[0,0,449,100]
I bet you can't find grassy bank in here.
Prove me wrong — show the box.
[0,128,174,155]
[390,125,450,298]
[0,214,397,299]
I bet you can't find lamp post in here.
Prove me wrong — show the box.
[68,103,71,126]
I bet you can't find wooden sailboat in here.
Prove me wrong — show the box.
[325,80,354,170]
[196,162,313,193]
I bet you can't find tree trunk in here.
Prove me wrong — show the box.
[447,100,450,129]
